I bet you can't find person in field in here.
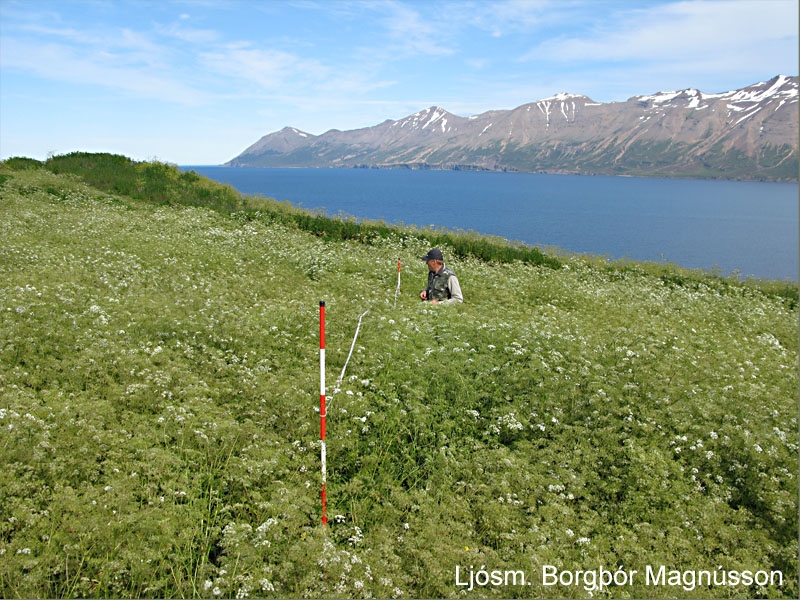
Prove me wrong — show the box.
[419,248,463,304]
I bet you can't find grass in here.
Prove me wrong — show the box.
[0,155,797,598]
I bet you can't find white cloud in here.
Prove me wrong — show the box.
[464,0,556,37]
[157,22,220,45]
[199,44,329,91]
[523,0,798,63]
[508,0,798,100]
[374,0,456,57]
[1,36,209,105]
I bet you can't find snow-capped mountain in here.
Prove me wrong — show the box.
[227,75,798,180]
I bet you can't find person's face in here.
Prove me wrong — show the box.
[427,259,441,272]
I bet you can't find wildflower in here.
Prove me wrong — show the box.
[256,518,278,534]
[348,526,364,546]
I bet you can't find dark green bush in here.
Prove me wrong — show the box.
[1,157,43,170]
[41,152,243,211]
[46,152,139,196]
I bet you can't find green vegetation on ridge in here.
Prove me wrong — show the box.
[25,152,561,270]
[0,154,797,598]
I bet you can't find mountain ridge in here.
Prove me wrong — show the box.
[227,75,799,181]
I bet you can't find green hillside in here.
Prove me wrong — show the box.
[1,155,797,598]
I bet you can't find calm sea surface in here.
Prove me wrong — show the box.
[183,167,798,281]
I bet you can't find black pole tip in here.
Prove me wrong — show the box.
[320,300,325,307]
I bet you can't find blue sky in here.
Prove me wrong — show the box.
[1,0,797,165]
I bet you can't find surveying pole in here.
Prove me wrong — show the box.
[319,301,328,527]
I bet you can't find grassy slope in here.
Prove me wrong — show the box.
[0,160,797,598]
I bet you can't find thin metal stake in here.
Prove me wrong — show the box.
[394,259,401,308]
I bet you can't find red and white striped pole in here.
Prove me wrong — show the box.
[319,300,328,527]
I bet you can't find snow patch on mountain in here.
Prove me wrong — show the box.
[394,107,455,133]
[639,75,797,110]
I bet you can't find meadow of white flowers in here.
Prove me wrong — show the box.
[1,165,797,598]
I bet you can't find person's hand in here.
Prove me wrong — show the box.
[430,300,439,304]
[420,290,427,300]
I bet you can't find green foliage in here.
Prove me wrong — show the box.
[41,152,244,211]
[0,157,797,598]
[247,205,561,268]
[33,152,561,268]
[1,157,44,171]
[45,152,140,197]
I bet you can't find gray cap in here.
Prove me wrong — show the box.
[420,248,444,261]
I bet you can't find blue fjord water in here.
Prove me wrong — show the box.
[183,167,798,281]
